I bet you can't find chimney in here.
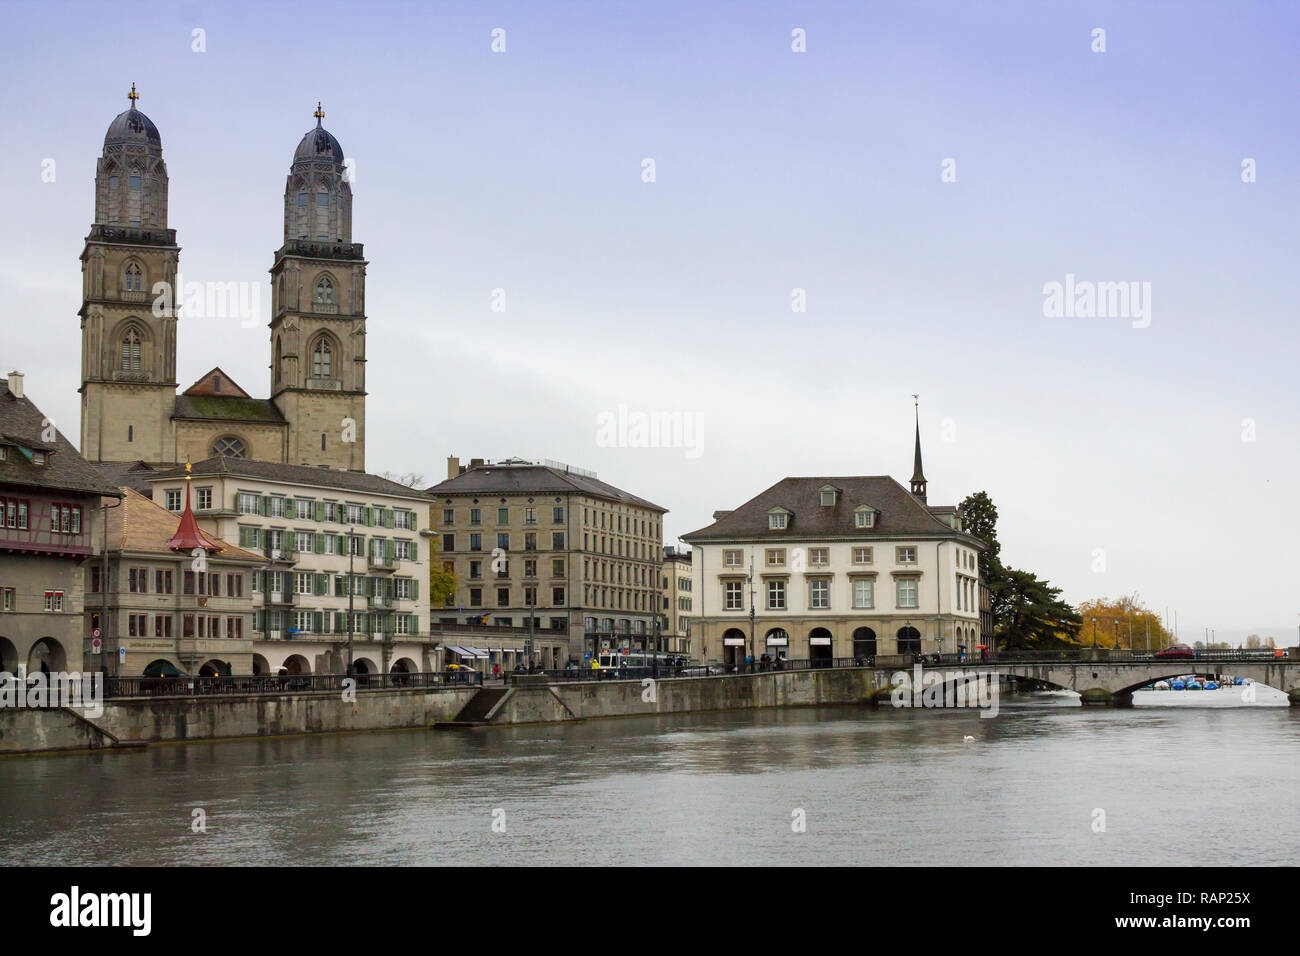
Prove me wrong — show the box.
[469,457,485,469]
[6,371,23,400]
[446,455,460,480]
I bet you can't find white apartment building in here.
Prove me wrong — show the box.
[147,456,432,676]
[683,421,984,666]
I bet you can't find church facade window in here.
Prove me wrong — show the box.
[124,262,142,292]
[314,276,334,306]
[311,337,333,378]
[212,436,246,459]
[120,327,143,372]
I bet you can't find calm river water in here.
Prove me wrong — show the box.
[2,690,1296,866]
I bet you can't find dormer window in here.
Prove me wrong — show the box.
[854,506,876,529]
[768,511,789,530]
[32,452,46,466]
[819,486,838,506]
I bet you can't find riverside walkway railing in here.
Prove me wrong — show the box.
[103,649,1290,698]
[105,670,481,699]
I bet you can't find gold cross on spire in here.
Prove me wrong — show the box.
[128,83,139,105]
[314,101,325,124]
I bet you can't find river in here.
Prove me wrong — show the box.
[2,689,1295,866]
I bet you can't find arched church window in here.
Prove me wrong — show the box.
[120,328,142,372]
[314,276,334,306]
[312,337,333,378]
[124,263,142,292]
[212,436,246,459]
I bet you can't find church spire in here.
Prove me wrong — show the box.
[909,394,927,503]
[314,101,325,128]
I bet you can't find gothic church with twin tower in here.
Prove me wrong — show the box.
[79,88,368,471]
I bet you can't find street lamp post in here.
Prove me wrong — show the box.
[346,524,355,676]
[1091,616,1098,650]
[747,555,756,673]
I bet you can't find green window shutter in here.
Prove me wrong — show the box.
[334,611,344,632]
[411,578,419,601]
[312,611,323,633]
[315,533,325,553]
[285,497,295,513]
[384,539,395,561]
[260,496,269,516]
[333,576,343,598]
[315,501,325,521]
[385,509,395,528]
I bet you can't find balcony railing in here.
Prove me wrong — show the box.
[265,547,297,564]
[368,554,396,571]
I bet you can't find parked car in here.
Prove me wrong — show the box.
[679,665,721,677]
[1153,643,1194,660]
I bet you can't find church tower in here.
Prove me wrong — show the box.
[79,85,179,463]
[269,104,367,470]
[909,395,927,503]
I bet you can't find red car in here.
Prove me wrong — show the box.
[1154,643,1195,660]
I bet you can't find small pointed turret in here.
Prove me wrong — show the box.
[166,463,224,553]
[909,395,927,503]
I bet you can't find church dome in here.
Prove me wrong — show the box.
[294,124,344,165]
[104,104,161,148]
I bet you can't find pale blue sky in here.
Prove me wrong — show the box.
[1,0,1297,643]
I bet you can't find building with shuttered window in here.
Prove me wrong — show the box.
[146,456,432,676]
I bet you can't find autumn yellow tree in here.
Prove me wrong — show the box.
[1074,594,1172,650]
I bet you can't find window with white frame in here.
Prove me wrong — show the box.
[766,579,786,610]
[809,547,829,566]
[896,577,919,608]
[768,512,788,530]
[809,579,830,609]
[896,546,917,564]
[165,489,182,511]
[852,546,873,564]
[765,548,785,567]
[853,579,874,609]
[196,487,213,510]
[724,581,744,610]
[855,508,875,528]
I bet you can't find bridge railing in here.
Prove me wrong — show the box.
[104,670,481,699]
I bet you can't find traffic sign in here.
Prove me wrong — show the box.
[91,637,102,653]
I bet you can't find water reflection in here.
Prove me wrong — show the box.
[1,699,1295,866]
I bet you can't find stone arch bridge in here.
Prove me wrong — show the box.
[941,658,1300,705]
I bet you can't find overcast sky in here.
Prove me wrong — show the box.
[2,0,1297,645]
